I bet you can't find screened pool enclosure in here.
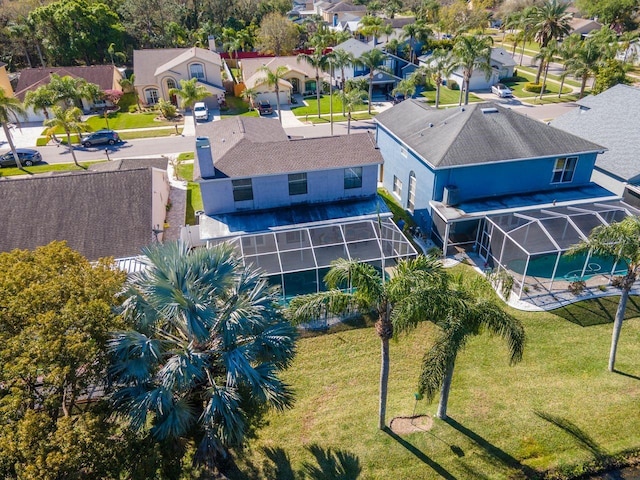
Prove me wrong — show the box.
[206,217,417,301]
[480,201,640,298]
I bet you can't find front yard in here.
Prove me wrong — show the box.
[292,94,368,117]
[420,85,483,106]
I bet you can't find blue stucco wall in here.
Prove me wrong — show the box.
[376,122,600,230]
[200,164,379,215]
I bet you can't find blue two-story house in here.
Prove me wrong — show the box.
[192,117,416,300]
[374,100,640,299]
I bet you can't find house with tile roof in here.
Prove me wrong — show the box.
[240,56,330,104]
[133,47,225,108]
[550,85,640,205]
[186,116,416,300]
[0,159,170,263]
[14,65,123,122]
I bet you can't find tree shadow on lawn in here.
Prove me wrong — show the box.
[443,417,539,479]
[551,296,640,327]
[534,411,607,461]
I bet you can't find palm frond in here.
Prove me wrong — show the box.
[158,346,208,391]
[152,395,196,440]
[202,384,246,447]
[108,331,162,383]
[474,300,525,365]
[286,289,356,325]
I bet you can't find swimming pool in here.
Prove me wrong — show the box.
[507,253,627,280]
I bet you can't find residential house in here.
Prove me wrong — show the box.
[322,1,366,26]
[551,85,640,205]
[375,100,640,298]
[187,117,416,299]
[133,47,225,108]
[617,39,640,65]
[240,56,330,103]
[568,17,602,37]
[420,47,516,91]
[0,62,13,96]
[0,158,170,264]
[14,65,123,122]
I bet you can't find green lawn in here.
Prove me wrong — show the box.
[43,112,176,136]
[175,162,203,225]
[515,64,584,89]
[220,96,259,117]
[303,112,375,124]
[420,86,482,106]
[0,161,105,177]
[292,94,367,117]
[502,73,577,104]
[231,272,640,479]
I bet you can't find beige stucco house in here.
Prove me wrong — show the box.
[240,56,330,105]
[133,47,225,108]
[0,62,13,97]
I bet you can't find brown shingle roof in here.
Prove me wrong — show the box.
[14,65,120,100]
[0,169,154,260]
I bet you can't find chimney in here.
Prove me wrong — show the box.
[208,35,217,52]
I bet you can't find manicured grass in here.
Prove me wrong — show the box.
[303,112,375,124]
[118,128,183,140]
[232,269,640,479]
[292,94,367,117]
[378,187,416,227]
[502,73,576,104]
[420,86,482,106]
[220,96,258,117]
[515,64,584,89]
[84,111,176,130]
[175,162,203,225]
[0,161,104,177]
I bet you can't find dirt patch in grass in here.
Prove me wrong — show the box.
[390,415,434,434]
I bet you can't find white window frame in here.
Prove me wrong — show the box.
[407,172,416,212]
[145,88,159,105]
[393,175,403,198]
[189,63,205,80]
[551,156,577,184]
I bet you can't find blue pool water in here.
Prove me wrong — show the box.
[507,253,626,280]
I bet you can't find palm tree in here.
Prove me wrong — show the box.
[338,88,367,134]
[358,15,385,46]
[452,35,493,106]
[401,21,433,64]
[24,85,56,120]
[331,48,355,99]
[392,79,415,100]
[298,48,329,119]
[223,36,242,71]
[567,216,640,372]
[241,87,257,109]
[413,48,455,109]
[357,48,387,114]
[44,106,89,167]
[534,43,558,100]
[0,88,27,169]
[556,35,580,98]
[395,275,525,419]
[287,255,449,430]
[109,241,297,473]
[564,36,604,99]
[530,0,572,83]
[258,65,290,124]
[169,78,212,123]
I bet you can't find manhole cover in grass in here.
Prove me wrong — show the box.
[390,415,433,434]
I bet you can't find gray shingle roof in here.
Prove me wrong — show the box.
[88,157,168,172]
[550,85,640,183]
[375,100,606,169]
[333,38,374,58]
[0,169,154,260]
[197,117,382,178]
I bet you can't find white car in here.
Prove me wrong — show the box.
[194,102,209,121]
[491,83,513,98]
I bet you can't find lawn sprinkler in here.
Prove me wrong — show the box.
[411,392,424,424]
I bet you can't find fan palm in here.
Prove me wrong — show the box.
[169,78,212,123]
[43,105,89,167]
[109,241,297,472]
[287,255,449,429]
[530,0,571,83]
[567,216,640,372]
[357,48,387,114]
[0,88,27,169]
[258,65,290,124]
[395,275,525,419]
[452,35,493,106]
[298,48,329,118]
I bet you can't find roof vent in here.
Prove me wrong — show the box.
[429,123,434,128]
[481,107,499,114]
[460,107,465,112]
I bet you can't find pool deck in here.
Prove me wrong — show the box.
[442,251,640,312]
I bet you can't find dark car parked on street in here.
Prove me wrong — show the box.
[0,148,43,167]
[82,129,120,148]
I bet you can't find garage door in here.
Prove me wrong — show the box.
[257,91,289,105]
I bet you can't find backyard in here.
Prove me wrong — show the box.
[421,85,483,106]
[229,272,640,479]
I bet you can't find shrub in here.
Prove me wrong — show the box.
[128,105,138,113]
[568,280,586,295]
[524,82,543,93]
[119,92,137,110]
[157,99,177,120]
[448,79,459,91]
[426,246,443,258]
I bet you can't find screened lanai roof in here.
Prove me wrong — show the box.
[206,217,417,276]
[486,201,640,256]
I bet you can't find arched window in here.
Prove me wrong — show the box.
[145,88,159,105]
[407,171,416,213]
[166,78,178,105]
[189,63,205,80]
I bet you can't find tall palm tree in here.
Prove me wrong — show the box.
[337,88,367,134]
[401,21,433,64]
[258,65,290,124]
[530,0,572,83]
[169,78,212,123]
[0,88,27,169]
[395,275,525,419]
[452,35,493,106]
[298,48,329,119]
[24,85,56,120]
[568,216,640,372]
[413,48,456,109]
[556,34,580,98]
[223,35,243,71]
[331,48,355,100]
[287,255,449,430]
[358,15,385,46]
[44,106,89,167]
[357,48,387,114]
[109,241,297,473]
[564,36,604,99]
[534,43,558,100]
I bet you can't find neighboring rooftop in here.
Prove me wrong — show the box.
[240,55,328,88]
[333,38,374,57]
[133,47,222,88]
[375,100,606,169]
[325,1,366,13]
[14,65,120,100]
[0,168,155,260]
[550,85,640,183]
